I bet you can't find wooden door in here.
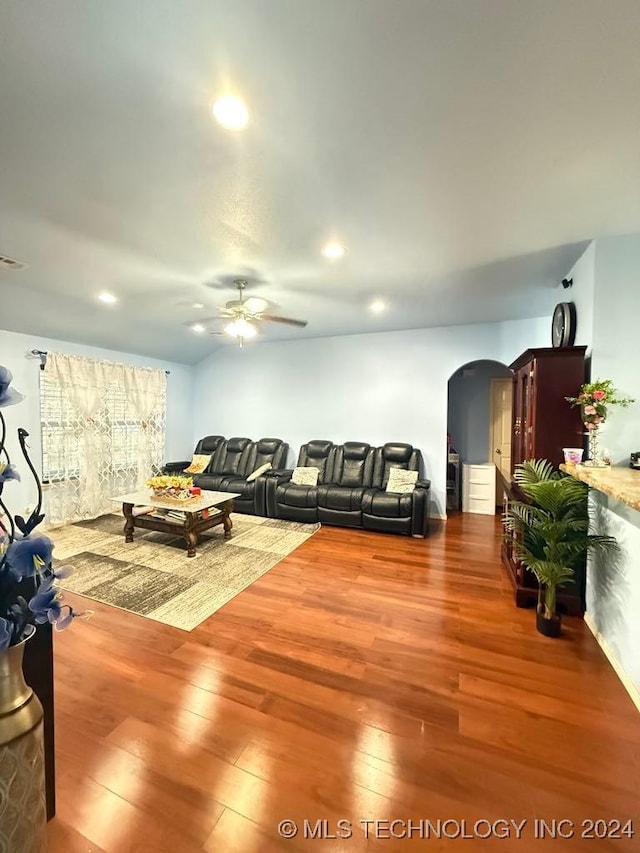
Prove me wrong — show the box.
[490,378,513,502]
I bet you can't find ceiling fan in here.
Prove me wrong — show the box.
[210,279,308,346]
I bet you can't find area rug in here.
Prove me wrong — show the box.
[51,512,319,631]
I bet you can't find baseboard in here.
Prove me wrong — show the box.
[584,612,640,714]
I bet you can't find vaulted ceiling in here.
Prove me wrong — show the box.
[1,0,639,363]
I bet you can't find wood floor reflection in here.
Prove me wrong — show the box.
[48,513,640,852]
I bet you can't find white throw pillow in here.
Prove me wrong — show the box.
[246,461,272,482]
[386,467,418,493]
[291,466,320,486]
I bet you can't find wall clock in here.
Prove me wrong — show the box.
[551,302,576,348]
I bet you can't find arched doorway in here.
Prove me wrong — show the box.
[446,359,512,513]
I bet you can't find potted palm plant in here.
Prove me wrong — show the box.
[504,459,617,637]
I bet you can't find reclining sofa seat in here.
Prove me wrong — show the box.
[316,442,375,527]
[194,436,288,515]
[267,440,431,536]
[361,442,430,536]
[163,435,225,475]
[265,440,336,523]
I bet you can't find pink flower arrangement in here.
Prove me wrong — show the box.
[566,379,634,431]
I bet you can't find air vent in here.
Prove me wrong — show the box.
[0,254,27,271]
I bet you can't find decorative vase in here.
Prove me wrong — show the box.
[0,628,47,853]
[584,426,608,468]
[536,607,561,638]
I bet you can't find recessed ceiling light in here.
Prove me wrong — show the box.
[192,323,205,333]
[192,302,204,309]
[98,292,117,304]
[370,299,386,313]
[321,242,346,260]
[212,95,249,130]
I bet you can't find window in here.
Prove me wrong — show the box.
[39,352,167,524]
[40,370,166,484]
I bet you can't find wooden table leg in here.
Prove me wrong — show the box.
[185,513,197,557]
[123,502,134,542]
[222,500,233,539]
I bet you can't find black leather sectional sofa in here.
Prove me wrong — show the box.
[165,436,431,536]
[265,440,431,537]
[165,436,288,515]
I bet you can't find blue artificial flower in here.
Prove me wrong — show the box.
[54,606,75,631]
[0,617,11,652]
[0,366,25,408]
[28,574,84,631]
[29,578,63,625]
[6,533,54,580]
[0,463,20,484]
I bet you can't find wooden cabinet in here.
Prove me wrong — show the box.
[510,346,586,471]
[502,346,587,614]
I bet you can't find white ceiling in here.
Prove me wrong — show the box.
[1,0,639,364]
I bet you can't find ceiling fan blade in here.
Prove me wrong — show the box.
[259,314,308,327]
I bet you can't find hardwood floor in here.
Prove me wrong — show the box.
[48,513,639,852]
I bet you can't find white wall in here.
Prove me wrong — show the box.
[592,236,640,465]
[0,328,194,515]
[566,240,595,350]
[555,237,640,699]
[589,495,640,695]
[193,317,549,517]
[498,315,551,359]
[587,236,640,697]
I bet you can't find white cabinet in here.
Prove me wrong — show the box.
[462,463,496,515]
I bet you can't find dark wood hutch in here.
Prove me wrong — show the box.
[501,346,587,615]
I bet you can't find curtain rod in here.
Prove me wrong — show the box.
[30,349,171,375]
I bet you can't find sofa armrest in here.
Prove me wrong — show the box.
[263,468,293,481]
[264,469,293,518]
[163,460,190,474]
[411,480,431,537]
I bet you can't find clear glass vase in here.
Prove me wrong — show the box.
[585,427,608,467]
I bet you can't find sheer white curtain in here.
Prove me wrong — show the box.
[123,365,167,490]
[42,353,167,525]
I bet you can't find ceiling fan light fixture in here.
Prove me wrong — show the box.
[212,95,249,130]
[225,318,257,339]
[370,299,386,313]
[192,323,205,333]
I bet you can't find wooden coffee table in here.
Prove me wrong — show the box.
[111,490,241,557]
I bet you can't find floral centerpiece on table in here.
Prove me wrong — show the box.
[0,366,87,653]
[566,379,634,467]
[147,474,194,501]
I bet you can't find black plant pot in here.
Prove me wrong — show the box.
[536,608,561,638]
